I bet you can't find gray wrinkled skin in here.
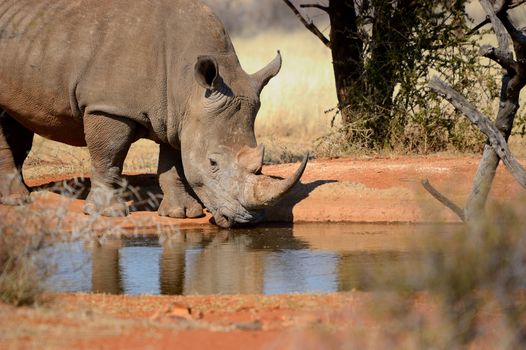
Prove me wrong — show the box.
[0,0,307,227]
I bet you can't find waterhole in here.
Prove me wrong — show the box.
[43,223,451,295]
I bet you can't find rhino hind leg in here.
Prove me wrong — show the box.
[83,113,137,217]
[157,143,203,218]
[0,111,34,205]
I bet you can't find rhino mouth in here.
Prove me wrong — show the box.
[194,188,266,228]
[212,208,265,228]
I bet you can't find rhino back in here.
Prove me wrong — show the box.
[0,0,234,145]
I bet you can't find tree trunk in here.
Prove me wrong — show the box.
[367,2,397,144]
[284,0,473,149]
[327,0,364,125]
[366,0,420,145]
[327,0,417,146]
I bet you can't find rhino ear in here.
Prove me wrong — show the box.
[195,55,219,90]
[251,51,282,95]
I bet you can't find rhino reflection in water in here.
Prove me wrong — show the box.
[91,240,122,295]
[89,229,316,295]
[85,226,418,295]
[0,0,307,228]
[88,232,266,294]
[161,231,267,294]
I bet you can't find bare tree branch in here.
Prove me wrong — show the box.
[502,0,526,11]
[281,0,331,48]
[300,3,329,12]
[468,18,490,36]
[422,0,526,223]
[463,0,526,222]
[421,179,465,221]
[481,0,510,51]
[466,0,525,36]
[493,0,508,13]
[480,44,519,72]
[464,145,505,221]
[465,0,516,222]
[494,0,526,45]
[429,76,526,188]
[499,16,526,46]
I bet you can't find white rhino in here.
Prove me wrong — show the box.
[0,0,307,227]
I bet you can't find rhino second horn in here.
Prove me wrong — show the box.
[237,144,265,174]
[241,153,308,209]
[251,51,282,94]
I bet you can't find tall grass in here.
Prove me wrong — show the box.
[0,204,64,306]
[24,137,160,180]
[0,231,44,306]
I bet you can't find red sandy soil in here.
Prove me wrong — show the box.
[1,155,524,234]
[1,156,524,349]
[0,291,521,349]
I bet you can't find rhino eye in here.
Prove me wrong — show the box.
[209,158,219,172]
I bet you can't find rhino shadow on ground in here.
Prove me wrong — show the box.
[263,179,337,223]
[33,175,334,224]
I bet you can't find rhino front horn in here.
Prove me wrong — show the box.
[241,153,308,209]
[251,51,282,94]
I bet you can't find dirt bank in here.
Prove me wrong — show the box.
[1,156,523,234]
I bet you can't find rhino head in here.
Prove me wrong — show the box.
[179,52,307,228]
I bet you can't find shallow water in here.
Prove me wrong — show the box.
[43,223,449,295]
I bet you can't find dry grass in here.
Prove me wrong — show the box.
[24,138,159,180]
[233,30,336,141]
[0,233,43,306]
[234,29,337,162]
[0,205,68,306]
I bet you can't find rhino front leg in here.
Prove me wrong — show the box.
[83,113,137,217]
[158,143,203,218]
[0,111,34,205]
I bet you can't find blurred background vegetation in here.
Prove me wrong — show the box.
[205,0,526,158]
